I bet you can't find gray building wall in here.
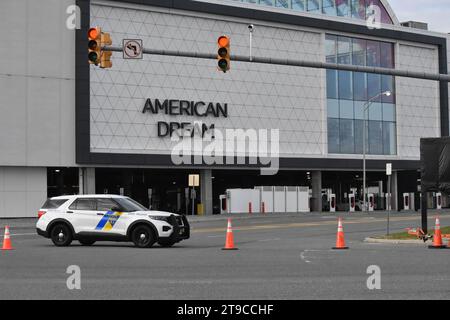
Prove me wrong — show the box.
[0,0,77,217]
[0,0,76,167]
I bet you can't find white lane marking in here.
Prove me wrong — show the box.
[207,235,225,238]
[300,250,311,263]
[258,238,280,242]
[10,233,36,236]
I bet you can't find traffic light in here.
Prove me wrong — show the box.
[217,36,230,73]
[88,27,113,68]
[100,32,112,68]
[88,27,101,65]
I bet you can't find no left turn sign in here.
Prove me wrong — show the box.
[123,39,143,59]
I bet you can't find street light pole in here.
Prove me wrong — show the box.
[362,91,391,213]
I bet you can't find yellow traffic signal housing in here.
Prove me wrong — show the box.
[88,27,101,65]
[100,32,112,69]
[217,36,230,73]
[100,51,112,69]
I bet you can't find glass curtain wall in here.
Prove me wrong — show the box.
[234,0,393,23]
[326,34,396,155]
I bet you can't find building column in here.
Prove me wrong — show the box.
[200,169,213,215]
[79,168,95,195]
[311,171,322,212]
[391,171,398,211]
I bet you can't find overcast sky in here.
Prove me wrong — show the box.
[388,0,450,33]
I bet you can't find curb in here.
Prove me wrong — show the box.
[364,237,428,245]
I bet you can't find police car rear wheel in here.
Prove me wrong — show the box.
[50,224,73,247]
[131,225,155,248]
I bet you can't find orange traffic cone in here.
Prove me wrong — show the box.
[222,219,238,250]
[428,216,446,249]
[332,217,348,250]
[1,226,13,250]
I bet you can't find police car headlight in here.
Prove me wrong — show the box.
[149,216,170,222]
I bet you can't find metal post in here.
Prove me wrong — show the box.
[387,175,391,235]
[363,108,367,213]
[191,187,195,216]
[421,190,428,233]
[249,30,253,62]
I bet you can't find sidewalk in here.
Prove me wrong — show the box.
[1,209,448,228]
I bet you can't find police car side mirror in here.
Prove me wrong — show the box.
[111,206,123,212]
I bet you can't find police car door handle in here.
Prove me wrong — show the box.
[66,211,73,214]
[97,213,104,216]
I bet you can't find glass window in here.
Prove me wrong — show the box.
[338,70,353,100]
[337,37,352,64]
[354,101,365,120]
[339,100,354,119]
[381,75,395,103]
[354,119,364,154]
[292,0,305,10]
[352,38,366,66]
[380,42,394,68]
[383,122,397,155]
[42,199,69,209]
[243,0,258,3]
[260,0,274,6]
[325,35,337,63]
[114,197,148,212]
[368,102,382,121]
[69,198,96,211]
[276,0,289,7]
[367,73,381,101]
[340,119,355,154]
[327,69,338,99]
[336,0,350,16]
[326,35,396,156]
[328,118,340,153]
[351,0,366,19]
[307,0,320,12]
[382,103,395,122]
[366,40,381,67]
[368,121,383,154]
[328,99,339,118]
[322,0,337,15]
[97,198,119,211]
[353,72,367,101]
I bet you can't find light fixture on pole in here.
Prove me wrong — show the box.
[362,90,391,213]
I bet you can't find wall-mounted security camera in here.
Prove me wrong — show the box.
[248,24,254,32]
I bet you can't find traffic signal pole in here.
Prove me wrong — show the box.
[103,45,450,83]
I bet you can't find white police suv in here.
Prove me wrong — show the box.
[36,195,190,248]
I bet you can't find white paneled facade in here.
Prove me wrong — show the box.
[396,44,440,159]
[89,2,443,161]
[90,4,325,157]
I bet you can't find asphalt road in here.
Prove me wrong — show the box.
[1,212,450,300]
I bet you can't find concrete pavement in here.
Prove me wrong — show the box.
[1,213,450,300]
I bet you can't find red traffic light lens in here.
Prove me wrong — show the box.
[218,36,229,47]
[88,28,99,39]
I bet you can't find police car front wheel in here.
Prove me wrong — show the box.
[50,224,73,247]
[131,225,156,248]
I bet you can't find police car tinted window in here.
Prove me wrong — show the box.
[97,198,118,211]
[42,199,69,209]
[69,198,96,210]
[114,197,147,212]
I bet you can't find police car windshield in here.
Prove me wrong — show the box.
[115,197,148,212]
